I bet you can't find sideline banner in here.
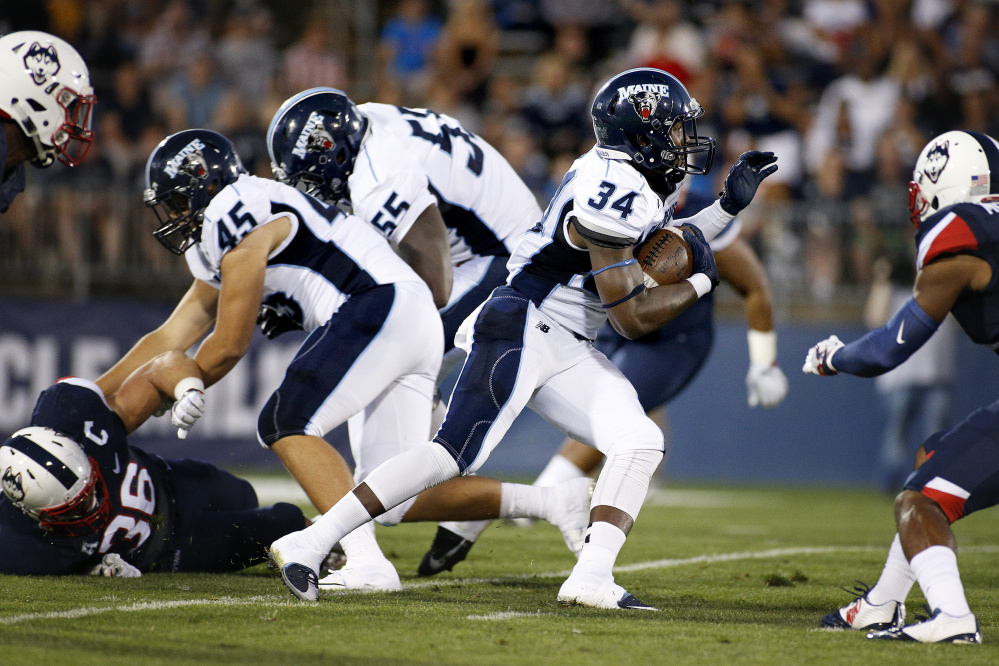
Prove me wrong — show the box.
[0,297,309,468]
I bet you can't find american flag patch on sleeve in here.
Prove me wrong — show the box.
[971,173,989,195]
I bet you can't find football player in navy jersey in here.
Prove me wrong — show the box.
[0,31,95,213]
[805,130,999,644]
[270,68,777,608]
[420,188,789,576]
[97,129,592,592]
[0,350,306,576]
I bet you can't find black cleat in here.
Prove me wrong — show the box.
[281,563,319,601]
[418,526,475,577]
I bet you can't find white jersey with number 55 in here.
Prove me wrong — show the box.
[348,103,542,267]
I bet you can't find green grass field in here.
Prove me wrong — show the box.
[2,483,997,665]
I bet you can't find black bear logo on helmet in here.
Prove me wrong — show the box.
[628,90,661,122]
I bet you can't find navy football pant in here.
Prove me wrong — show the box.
[150,459,306,573]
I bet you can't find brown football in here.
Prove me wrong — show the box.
[633,227,692,287]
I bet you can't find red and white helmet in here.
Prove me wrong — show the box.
[909,130,999,227]
[1,426,109,536]
[0,30,95,167]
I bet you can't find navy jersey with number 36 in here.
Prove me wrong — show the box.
[0,379,171,575]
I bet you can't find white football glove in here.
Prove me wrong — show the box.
[89,553,142,578]
[802,335,845,376]
[171,388,206,439]
[746,363,789,408]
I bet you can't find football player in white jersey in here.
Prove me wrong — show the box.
[270,68,778,608]
[265,87,543,379]
[98,129,592,592]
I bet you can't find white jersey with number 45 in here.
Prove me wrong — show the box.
[185,174,424,333]
[348,103,542,267]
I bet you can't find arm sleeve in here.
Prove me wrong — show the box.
[831,297,941,377]
[679,199,736,243]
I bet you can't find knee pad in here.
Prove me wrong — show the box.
[374,496,417,526]
[592,448,664,520]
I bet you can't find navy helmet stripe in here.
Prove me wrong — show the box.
[965,131,999,194]
[6,436,78,489]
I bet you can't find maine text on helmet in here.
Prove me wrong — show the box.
[164,139,207,178]
[293,111,326,159]
[617,84,671,99]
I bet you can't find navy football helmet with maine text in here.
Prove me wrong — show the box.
[1,426,110,537]
[591,68,715,182]
[267,87,368,203]
[143,129,246,255]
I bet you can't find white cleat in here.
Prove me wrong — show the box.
[868,608,982,644]
[550,477,595,556]
[557,573,658,611]
[269,532,328,602]
[318,559,402,593]
[820,583,905,631]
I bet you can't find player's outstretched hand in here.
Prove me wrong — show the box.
[171,388,206,439]
[678,224,719,291]
[258,303,304,339]
[802,335,844,376]
[746,363,789,407]
[89,553,142,578]
[719,151,778,215]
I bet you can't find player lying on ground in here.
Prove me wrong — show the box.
[420,188,788,575]
[0,350,306,576]
[97,129,590,592]
[804,130,999,644]
[270,67,776,609]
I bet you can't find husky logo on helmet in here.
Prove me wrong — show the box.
[922,140,950,184]
[23,41,60,85]
[2,466,25,503]
[628,90,661,122]
[164,138,207,178]
[292,111,333,159]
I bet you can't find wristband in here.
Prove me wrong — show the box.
[601,283,645,308]
[590,258,638,277]
[747,329,778,367]
[686,273,712,299]
[173,376,205,401]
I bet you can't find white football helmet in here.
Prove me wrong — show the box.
[909,130,999,226]
[0,30,95,167]
[1,426,109,535]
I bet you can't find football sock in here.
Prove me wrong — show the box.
[533,453,586,488]
[910,545,972,617]
[499,482,554,521]
[574,521,627,579]
[338,521,388,566]
[309,492,373,555]
[439,519,490,542]
[867,534,916,605]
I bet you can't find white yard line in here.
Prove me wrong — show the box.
[5,545,997,625]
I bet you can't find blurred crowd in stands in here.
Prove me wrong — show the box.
[1,0,997,307]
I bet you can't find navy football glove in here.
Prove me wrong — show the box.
[719,151,779,215]
[257,303,304,340]
[678,224,719,290]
